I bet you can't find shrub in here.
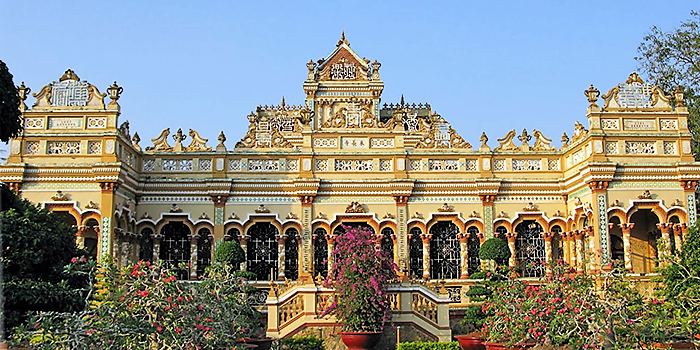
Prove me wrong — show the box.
[478,237,510,265]
[213,240,245,268]
[397,341,460,350]
[279,335,325,350]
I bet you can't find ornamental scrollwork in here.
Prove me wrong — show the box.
[32,69,107,110]
[571,121,588,143]
[494,129,518,151]
[186,129,212,152]
[236,113,293,149]
[531,130,556,151]
[321,102,379,129]
[345,201,365,213]
[146,128,173,152]
[416,124,471,149]
[601,73,671,111]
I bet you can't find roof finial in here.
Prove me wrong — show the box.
[400,94,405,106]
[337,30,349,47]
[281,96,286,108]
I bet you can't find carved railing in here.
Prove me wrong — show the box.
[266,281,452,341]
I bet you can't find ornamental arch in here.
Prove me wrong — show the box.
[628,209,660,274]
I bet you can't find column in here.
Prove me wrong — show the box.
[327,233,337,274]
[394,195,410,278]
[76,226,87,248]
[276,233,287,281]
[479,195,495,239]
[211,195,228,249]
[99,182,117,263]
[152,234,162,262]
[112,229,122,266]
[456,232,469,279]
[656,223,673,262]
[681,181,698,226]
[505,232,517,268]
[121,239,130,268]
[420,233,432,280]
[674,223,687,252]
[586,226,597,273]
[239,234,250,271]
[567,232,577,269]
[574,230,585,274]
[542,232,554,275]
[391,232,399,270]
[189,234,199,280]
[619,223,635,271]
[299,195,315,282]
[588,180,610,272]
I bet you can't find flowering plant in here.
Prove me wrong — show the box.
[14,260,262,350]
[321,225,397,332]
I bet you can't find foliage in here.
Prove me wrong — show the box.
[213,239,246,268]
[1,184,91,334]
[279,335,325,350]
[13,261,263,349]
[478,238,511,265]
[321,225,397,332]
[397,341,460,350]
[636,11,700,157]
[0,60,22,143]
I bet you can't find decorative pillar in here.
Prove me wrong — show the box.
[674,223,687,252]
[276,233,287,281]
[656,223,673,262]
[456,232,469,279]
[327,233,337,274]
[239,234,250,271]
[189,234,199,280]
[121,239,130,268]
[211,195,228,248]
[505,232,517,268]
[299,195,315,282]
[586,226,597,273]
[420,233,432,280]
[542,232,554,275]
[391,232,399,268]
[588,180,610,271]
[566,232,577,269]
[681,181,698,226]
[394,195,410,277]
[573,230,585,274]
[619,223,635,271]
[152,234,162,262]
[480,195,495,239]
[76,226,87,248]
[99,182,117,263]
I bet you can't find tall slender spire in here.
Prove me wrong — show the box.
[337,30,349,47]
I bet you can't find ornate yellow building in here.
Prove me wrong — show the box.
[3,36,699,341]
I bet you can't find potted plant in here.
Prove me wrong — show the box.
[321,225,397,350]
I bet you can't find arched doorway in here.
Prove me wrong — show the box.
[429,221,461,280]
[608,216,624,262]
[83,218,99,260]
[515,220,545,277]
[160,222,191,280]
[196,228,212,277]
[247,222,279,281]
[629,209,660,273]
[408,227,423,279]
[380,227,394,259]
[550,225,564,263]
[139,227,154,261]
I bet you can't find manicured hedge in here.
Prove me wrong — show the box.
[397,341,461,350]
[478,237,510,265]
[279,335,325,350]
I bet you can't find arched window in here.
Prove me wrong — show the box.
[247,222,279,281]
[334,223,375,235]
[226,228,241,243]
[197,228,212,277]
[550,225,564,263]
[313,228,328,278]
[139,228,154,262]
[495,226,507,239]
[54,211,77,227]
[160,222,191,280]
[628,209,660,273]
[515,220,545,277]
[466,226,481,276]
[83,218,100,260]
[608,216,624,262]
[408,227,423,279]
[669,215,681,253]
[285,228,299,280]
[430,221,461,280]
[380,228,394,258]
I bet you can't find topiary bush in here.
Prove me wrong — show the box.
[478,237,510,266]
[213,240,245,268]
[279,335,325,350]
[397,341,460,350]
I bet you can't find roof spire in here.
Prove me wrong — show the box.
[400,94,405,106]
[337,30,349,47]
[281,96,286,108]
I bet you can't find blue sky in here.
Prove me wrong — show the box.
[1,1,697,152]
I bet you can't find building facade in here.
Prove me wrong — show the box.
[3,37,699,336]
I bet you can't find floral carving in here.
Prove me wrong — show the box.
[345,201,365,213]
[51,190,69,201]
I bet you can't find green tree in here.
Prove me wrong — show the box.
[0,60,22,143]
[636,11,700,157]
[0,184,90,335]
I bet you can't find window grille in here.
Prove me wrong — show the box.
[285,228,299,280]
[409,228,423,279]
[139,228,154,262]
[313,228,328,278]
[247,222,279,281]
[227,228,240,243]
[466,226,481,276]
[197,228,212,277]
[551,225,564,263]
[160,222,191,280]
[429,221,461,279]
[381,228,394,259]
[515,221,545,277]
